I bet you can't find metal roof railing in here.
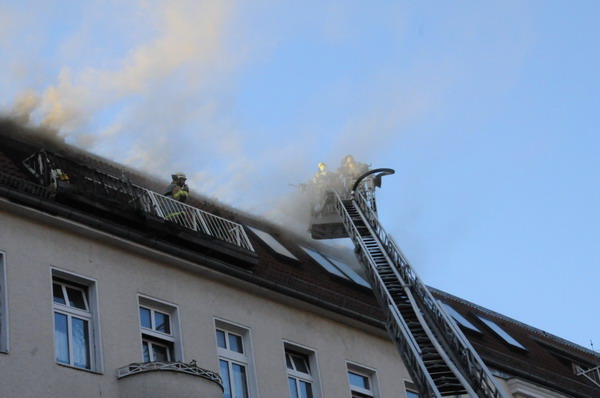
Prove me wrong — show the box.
[19,149,254,253]
[141,189,254,252]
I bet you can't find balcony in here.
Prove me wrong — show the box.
[117,361,223,398]
[12,148,257,265]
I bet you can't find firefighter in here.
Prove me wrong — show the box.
[310,162,338,215]
[338,155,368,179]
[165,172,189,202]
[337,155,369,192]
[311,162,331,184]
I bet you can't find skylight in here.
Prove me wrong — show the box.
[440,302,481,333]
[247,227,298,260]
[301,247,348,279]
[476,315,527,350]
[326,256,370,288]
[300,246,371,289]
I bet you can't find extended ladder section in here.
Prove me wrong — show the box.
[334,191,506,398]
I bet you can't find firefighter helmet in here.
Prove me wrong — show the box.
[172,172,187,180]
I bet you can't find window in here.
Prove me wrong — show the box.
[404,381,420,398]
[300,247,370,288]
[138,295,182,362]
[284,344,320,398]
[215,319,257,398]
[51,269,102,371]
[347,363,379,398]
[0,252,7,353]
[475,315,527,350]
[440,302,481,333]
[247,227,298,260]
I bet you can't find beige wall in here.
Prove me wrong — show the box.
[0,203,413,397]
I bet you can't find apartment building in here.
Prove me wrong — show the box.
[0,119,598,398]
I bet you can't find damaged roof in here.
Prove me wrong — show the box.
[0,118,598,398]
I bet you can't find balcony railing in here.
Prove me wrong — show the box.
[140,189,254,252]
[117,361,223,389]
[19,149,254,253]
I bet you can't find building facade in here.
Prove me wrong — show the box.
[0,119,598,397]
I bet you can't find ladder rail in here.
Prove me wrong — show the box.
[336,194,444,397]
[351,191,506,398]
[337,193,479,397]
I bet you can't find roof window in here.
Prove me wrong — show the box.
[300,246,370,288]
[476,315,527,350]
[440,302,482,333]
[247,227,298,260]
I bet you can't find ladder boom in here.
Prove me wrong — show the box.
[333,190,507,398]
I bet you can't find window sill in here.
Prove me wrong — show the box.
[57,362,103,375]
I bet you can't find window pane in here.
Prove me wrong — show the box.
[288,377,299,398]
[54,312,69,364]
[286,353,294,369]
[406,391,420,398]
[348,372,369,389]
[292,355,309,374]
[139,307,152,329]
[220,359,232,398]
[154,311,170,334]
[228,333,243,353]
[53,283,66,305]
[72,317,91,369]
[299,380,313,398]
[142,341,151,362]
[66,287,87,310]
[152,343,170,362]
[232,363,249,398]
[477,316,526,350]
[216,330,227,349]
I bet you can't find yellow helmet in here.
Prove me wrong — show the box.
[317,162,327,171]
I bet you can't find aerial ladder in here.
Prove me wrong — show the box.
[309,169,507,398]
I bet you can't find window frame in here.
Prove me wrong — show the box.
[247,226,298,260]
[346,362,379,398]
[214,318,258,398]
[283,342,322,398]
[404,381,420,398]
[475,315,527,351]
[137,294,182,363]
[51,268,103,372]
[0,252,8,353]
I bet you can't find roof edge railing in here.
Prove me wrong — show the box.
[140,189,254,252]
[19,149,254,253]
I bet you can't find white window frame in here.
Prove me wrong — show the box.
[404,381,420,398]
[346,362,380,398]
[283,341,322,398]
[138,294,182,362]
[0,252,8,353]
[51,268,103,372]
[215,318,258,398]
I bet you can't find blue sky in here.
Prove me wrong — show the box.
[1,1,599,350]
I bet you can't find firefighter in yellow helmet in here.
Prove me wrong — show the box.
[165,172,190,202]
[310,162,340,214]
[311,162,329,185]
[337,155,369,192]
